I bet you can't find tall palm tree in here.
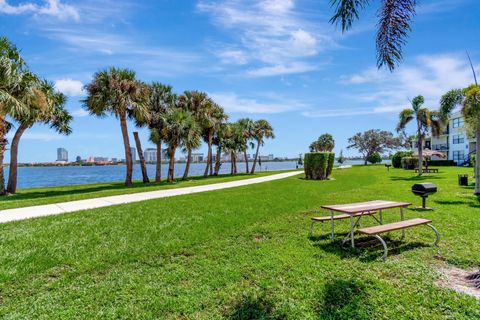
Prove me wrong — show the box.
[139,83,175,183]
[0,37,40,194]
[161,107,194,182]
[396,95,443,176]
[250,119,275,174]
[83,67,149,187]
[330,0,417,71]
[181,114,201,180]
[236,118,254,173]
[441,85,480,195]
[132,131,149,183]
[212,122,227,176]
[7,80,72,194]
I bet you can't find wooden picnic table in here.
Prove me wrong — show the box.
[321,200,411,248]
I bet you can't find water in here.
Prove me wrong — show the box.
[5,159,385,189]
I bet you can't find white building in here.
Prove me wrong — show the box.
[56,147,68,162]
[191,153,204,163]
[424,111,476,165]
[144,148,157,163]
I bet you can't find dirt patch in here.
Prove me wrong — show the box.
[437,264,480,299]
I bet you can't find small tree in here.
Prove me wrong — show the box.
[309,133,335,152]
[298,153,303,166]
[347,129,400,165]
[337,149,346,164]
[367,152,382,164]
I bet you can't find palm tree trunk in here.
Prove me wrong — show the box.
[155,141,161,183]
[233,153,237,174]
[417,135,423,176]
[475,129,480,195]
[214,146,221,175]
[168,145,176,183]
[250,141,261,174]
[120,114,133,186]
[133,132,149,183]
[0,116,7,195]
[183,148,192,180]
[244,149,249,173]
[204,130,212,177]
[230,152,234,175]
[6,123,27,194]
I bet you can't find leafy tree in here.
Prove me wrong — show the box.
[367,152,382,164]
[251,119,275,174]
[441,84,480,195]
[236,118,254,173]
[83,67,149,186]
[309,133,335,152]
[330,0,417,71]
[0,37,44,194]
[298,153,303,166]
[7,80,72,194]
[347,129,400,165]
[161,107,196,182]
[396,95,444,176]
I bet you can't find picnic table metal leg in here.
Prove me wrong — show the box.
[350,215,355,248]
[426,224,441,246]
[374,235,388,261]
[379,209,383,225]
[400,207,405,240]
[330,210,335,242]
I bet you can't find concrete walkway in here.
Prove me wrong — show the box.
[0,171,302,224]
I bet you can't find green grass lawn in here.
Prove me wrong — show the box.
[0,165,479,319]
[0,170,292,210]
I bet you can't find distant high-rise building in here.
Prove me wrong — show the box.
[130,147,137,161]
[191,153,204,163]
[57,148,68,162]
[144,148,157,163]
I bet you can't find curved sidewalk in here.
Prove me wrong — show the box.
[0,171,302,224]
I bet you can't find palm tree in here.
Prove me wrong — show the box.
[309,133,335,152]
[7,80,72,194]
[0,37,40,194]
[236,118,254,173]
[161,107,195,182]
[330,0,417,71]
[212,122,227,176]
[250,119,275,174]
[132,131,149,183]
[83,67,149,187]
[440,85,480,195]
[396,95,444,176]
[181,115,201,180]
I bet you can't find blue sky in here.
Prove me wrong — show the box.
[1,0,479,162]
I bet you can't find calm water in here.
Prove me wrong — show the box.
[6,159,381,189]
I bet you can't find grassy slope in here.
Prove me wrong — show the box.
[0,170,290,210]
[0,165,479,319]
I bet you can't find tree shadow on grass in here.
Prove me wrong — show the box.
[390,175,444,181]
[316,278,370,320]
[226,294,285,320]
[311,235,429,262]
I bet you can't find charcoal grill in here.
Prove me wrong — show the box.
[411,183,437,209]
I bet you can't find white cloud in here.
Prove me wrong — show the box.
[54,78,84,96]
[0,0,80,21]
[71,109,89,117]
[209,92,307,113]
[198,0,334,76]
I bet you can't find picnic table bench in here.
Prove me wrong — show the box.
[414,168,439,173]
[310,200,440,260]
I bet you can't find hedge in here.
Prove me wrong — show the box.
[471,154,476,167]
[426,160,457,166]
[392,151,413,168]
[304,152,335,180]
[401,157,421,170]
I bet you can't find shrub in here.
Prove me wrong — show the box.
[367,152,382,164]
[304,152,335,180]
[426,160,457,166]
[392,151,413,168]
[401,157,420,170]
[470,154,476,167]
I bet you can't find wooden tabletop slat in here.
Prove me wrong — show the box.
[357,218,432,235]
[321,200,411,214]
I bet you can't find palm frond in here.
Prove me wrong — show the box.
[376,0,416,71]
[330,0,370,32]
[396,108,413,132]
[439,89,464,120]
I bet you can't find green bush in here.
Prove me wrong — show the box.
[304,152,334,180]
[426,160,457,166]
[470,154,476,167]
[327,152,335,177]
[401,157,420,170]
[367,152,382,164]
[392,151,413,168]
